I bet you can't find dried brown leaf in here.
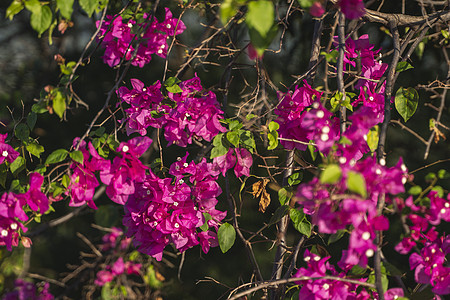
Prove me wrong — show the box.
[258,188,271,213]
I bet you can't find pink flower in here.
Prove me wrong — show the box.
[339,0,365,19]
[310,2,325,17]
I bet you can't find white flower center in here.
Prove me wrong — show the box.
[153,221,158,226]
[183,163,189,167]
[316,110,325,118]
[320,133,329,142]
[127,23,133,28]
[313,256,320,261]
[10,223,17,230]
[379,158,386,166]
[304,256,311,262]
[376,168,382,175]
[369,96,374,101]
[289,101,294,106]
[175,165,180,170]
[402,177,407,184]
[146,190,151,195]
[173,202,179,206]
[142,88,147,92]
[323,283,330,290]
[445,203,449,208]
[401,164,407,172]
[122,145,129,152]
[179,179,184,184]
[177,157,182,161]
[174,223,180,228]
[365,249,374,257]
[1,230,8,237]
[2,151,8,157]
[362,232,371,240]
[312,102,319,109]
[339,157,347,164]
[166,24,172,29]
[440,208,446,214]
[322,126,330,134]
[431,248,436,254]
[363,134,368,141]
[157,49,163,54]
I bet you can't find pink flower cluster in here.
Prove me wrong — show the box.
[309,0,365,19]
[297,156,407,268]
[0,173,49,250]
[94,228,141,287]
[394,191,450,295]
[123,153,226,261]
[67,138,110,209]
[0,134,19,165]
[96,8,185,68]
[213,148,253,177]
[294,249,405,299]
[2,279,53,300]
[117,76,227,146]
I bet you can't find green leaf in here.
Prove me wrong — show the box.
[218,222,236,253]
[248,25,277,57]
[6,0,24,20]
[30,5,52,36]
[297,0,315,9]
[347,171,367,198]
[240,130,256,151]
[145,265,163,289]
[226,131,240,147]
[308,143,317,161]
[101,282,113,300]
[166,84,183,93]
[289,208,305,231]
[246,0,274,38]
[45,149,68,165]
[367,126,379,152]
[26,141,44,158]
[27,112,37,130]
[278,187,290,205]
[165,76,181,87]
[211,133,228,159]
[288,172,303,186]
[408,186,422,195]
[298,219,312,237]
[24,0,41,14]
[56,0,74,19]
[431,185,444,198]
[79,0,98,17]
[61,174,70,188]
[69,150,84,164]
[395,87,419,122]
[320,164,342,184]
[269,205,289,225]
[437,169,450,179]
[267,121,279,150]
[14,123,30,141]
[350,264,368,276]
[10,156,25,176]
[199,213,212,231]
[220,0,238,26]
[396,61,414,73]
[368,263,389,292]
[53,89,66,119]
[328,230,346,245]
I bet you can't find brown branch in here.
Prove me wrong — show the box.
[364,8,450,26]
[228,275,376,300]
